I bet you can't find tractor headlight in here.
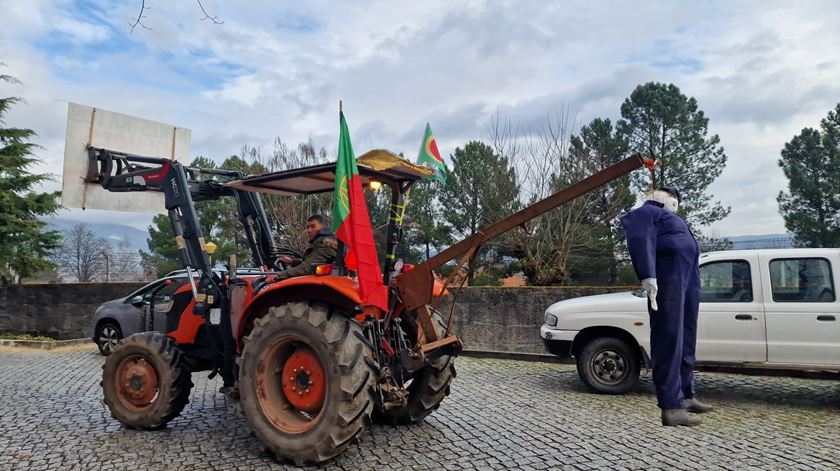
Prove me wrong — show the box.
[544,312,558,327]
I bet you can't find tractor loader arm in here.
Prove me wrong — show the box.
[85,146,220,312]
[86,146,278,271]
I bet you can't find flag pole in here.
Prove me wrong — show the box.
[336,98,346,274]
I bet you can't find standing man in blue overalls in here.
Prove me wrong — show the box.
[620,188,714,426]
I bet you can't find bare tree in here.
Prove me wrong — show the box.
[108,237,145,281]
[53,224,111,282]
[244,138,332,253]
[130,0,223,33]
[488,108,623,284]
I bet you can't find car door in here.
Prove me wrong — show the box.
[695,255,767,363]
[762,253,840,365]
[114,279,164,335]
[148,278,189,332]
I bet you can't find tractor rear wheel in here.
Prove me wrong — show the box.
[101,332,193,429]
[239,302,375,465]
[373,309,456,425]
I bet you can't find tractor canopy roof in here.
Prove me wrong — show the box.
[227,149,433,196]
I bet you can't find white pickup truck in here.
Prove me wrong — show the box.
[540,248,840,393]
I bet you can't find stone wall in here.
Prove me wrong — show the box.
[0,283,146,340]
[439,286,631,354]
[0,283,631,351]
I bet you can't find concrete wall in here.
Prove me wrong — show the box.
[0,283,631,352]
[0,283,146,340]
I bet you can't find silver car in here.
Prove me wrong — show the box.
[92,275,189,355]
[92,268,271,355]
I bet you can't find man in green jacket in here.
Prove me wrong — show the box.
[274,215,338,280]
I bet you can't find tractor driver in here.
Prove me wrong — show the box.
[273,215,338,280]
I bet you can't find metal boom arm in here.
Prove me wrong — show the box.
[395,153,650,311]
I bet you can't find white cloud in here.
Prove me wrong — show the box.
[2,0,840,236]
[53,16,110,43]
[204,74,267,106]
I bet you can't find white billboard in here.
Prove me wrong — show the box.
[61,102,191,213]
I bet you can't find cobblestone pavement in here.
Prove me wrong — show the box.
[0,346,838,470]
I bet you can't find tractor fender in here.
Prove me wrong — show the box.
[236,275,364,347]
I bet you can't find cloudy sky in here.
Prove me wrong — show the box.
[2,0,838,236]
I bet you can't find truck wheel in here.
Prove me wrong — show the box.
[373,310,456,425]
[576,336,640,394]
[239,302,375,465]
[101,332,193,429]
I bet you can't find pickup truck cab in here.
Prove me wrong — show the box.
[540,248,840,393]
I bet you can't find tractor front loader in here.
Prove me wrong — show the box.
[87,144,651,465]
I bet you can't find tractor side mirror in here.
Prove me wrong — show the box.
[129,295,145,307]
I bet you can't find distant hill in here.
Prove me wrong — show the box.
[727,233,794,250]
[44,217,150,253]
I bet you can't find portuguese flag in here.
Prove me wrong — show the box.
[416,123,447,184]
[332,111,388,311]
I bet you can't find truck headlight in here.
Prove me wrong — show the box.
[544,313,558,327]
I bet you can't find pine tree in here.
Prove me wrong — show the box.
[441,141,519,283]
[567,118,634,284]
[777,104,840,247]
[403,179,452,261]
[140,213,182,276]
[0,70,61,284]
[617,82,729,227]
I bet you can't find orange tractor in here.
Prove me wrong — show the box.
[88,145,649,464]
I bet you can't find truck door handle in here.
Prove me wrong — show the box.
[817,315,836,321]
[735,314,753,320]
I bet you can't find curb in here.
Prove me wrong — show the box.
[461,349,573,364]
[0,338,93,350]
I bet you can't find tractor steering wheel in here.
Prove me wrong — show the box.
[274,247,305,270]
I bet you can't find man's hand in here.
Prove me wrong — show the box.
[278,256,295,265]
[642,278,658,311]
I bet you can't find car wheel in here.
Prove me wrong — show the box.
[576,336,640,394]
[96,321,122,356]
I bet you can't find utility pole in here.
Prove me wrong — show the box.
[102,251,111,282]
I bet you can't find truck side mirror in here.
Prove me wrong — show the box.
[130,295,145,307]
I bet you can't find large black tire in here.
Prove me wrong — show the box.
[95,320,122,356]
[372,310,456,425]
[101,332,193,429]
[239,302,376,465]
[576,336,640,394]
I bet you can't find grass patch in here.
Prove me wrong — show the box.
[0,334,55,342]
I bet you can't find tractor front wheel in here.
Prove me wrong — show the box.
[101,332,193,429]
[239,302,375,465]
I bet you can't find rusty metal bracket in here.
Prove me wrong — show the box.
[419,335,463,354]
[431,243,479,310]
[416,304,439,343]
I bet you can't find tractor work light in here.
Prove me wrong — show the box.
[368,179,382,190]
[314,264,333,276]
